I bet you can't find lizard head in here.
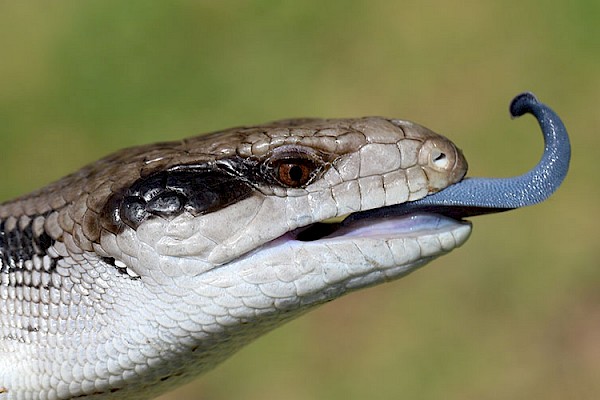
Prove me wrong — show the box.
[99,116,468,277]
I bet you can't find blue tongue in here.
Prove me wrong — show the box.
[353,92,570,222]
[343,202,510,224]
[407,93,570,211]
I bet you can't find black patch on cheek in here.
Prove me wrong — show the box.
[106,164,254,230]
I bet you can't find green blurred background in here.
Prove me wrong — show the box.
[1,1,598,399]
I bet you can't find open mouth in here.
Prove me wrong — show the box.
[238,93,566,266]
[297,92,571,247]
[295,203,473,242]
[297,92,571,245]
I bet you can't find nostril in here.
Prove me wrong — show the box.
[419,139,457,173]
[431,150,448,168]
[418,137,467,190]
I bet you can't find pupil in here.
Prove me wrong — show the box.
[289,165,304,182]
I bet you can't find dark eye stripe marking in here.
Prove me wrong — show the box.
[107,164,254,230]
[102,146,334,232]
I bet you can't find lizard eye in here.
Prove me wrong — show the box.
[275,159,316,187]
[266,146,324,188]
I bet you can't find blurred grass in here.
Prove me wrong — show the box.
[0,1,598,399]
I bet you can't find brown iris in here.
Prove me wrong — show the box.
[275,159,316,187]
